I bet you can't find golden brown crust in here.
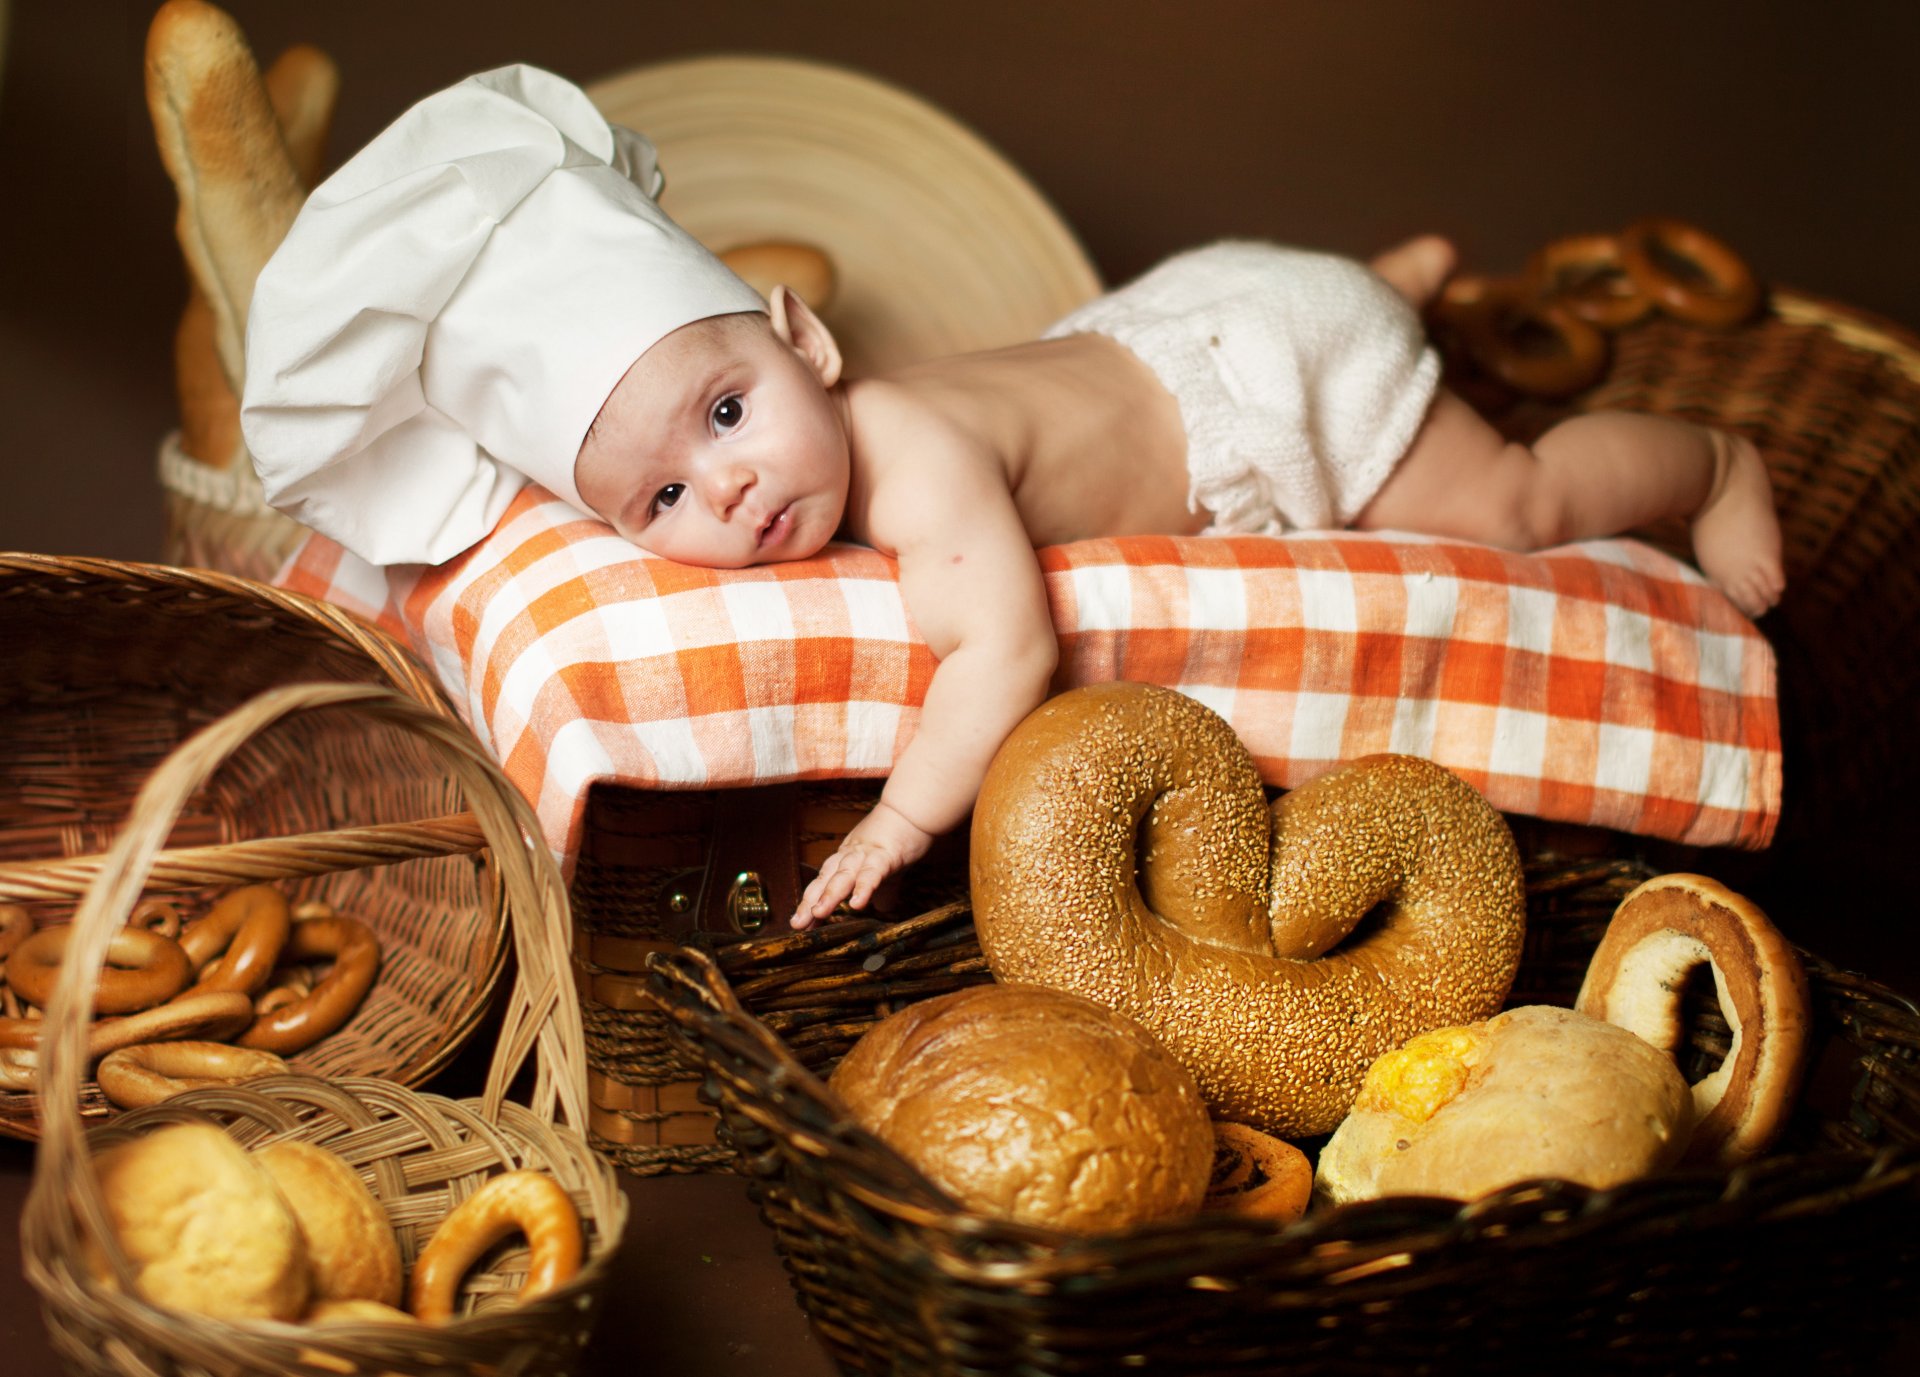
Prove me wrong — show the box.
[1202,1121,1312,1223]
[829,982,1215,1233]
[145,0,306,394]
[970,683,1526,1137]
[718,242,837,310]
[262,43,338,187]
[91,1122,310,1320]
[1576,872,1811,1167]
[254,1139,404,1308]
[95,1039,288,1109]
[1315,1005,1693,1204]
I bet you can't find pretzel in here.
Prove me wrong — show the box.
[1576,873,1811,1167]
[1618,218,1760,329]
[1432,275,1610,398]
[0,990,256,1083]
[180,883,292,996]
[970,683,1526,1137]
[1202,1122,1312,1223]
[1526,233,1654,330]
[408,1171,584,1323]
[5,926,191,1015]
[237,916,380,1054]
[95,1040,291,1109]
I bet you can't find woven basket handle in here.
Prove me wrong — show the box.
[27,681,584,1277]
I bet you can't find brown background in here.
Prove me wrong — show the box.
[3,5,1920,1372]
[3,1,1919,561]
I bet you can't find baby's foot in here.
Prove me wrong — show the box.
[1692,432,1785,618]
[1370,235,1458,311]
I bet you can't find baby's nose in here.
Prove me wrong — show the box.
[701,464,755,514]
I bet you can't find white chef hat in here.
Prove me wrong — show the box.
[241,63,767,566]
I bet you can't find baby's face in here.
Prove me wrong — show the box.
[574,309,850,568]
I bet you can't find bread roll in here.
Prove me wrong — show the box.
[254,1139,403,1307]
[1315,1004,1692,1206]
[90,1121,309,1320]
[829,983,1214,1233]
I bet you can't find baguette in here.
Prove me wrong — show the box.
[163,30,337,466]
[145,0,305,397]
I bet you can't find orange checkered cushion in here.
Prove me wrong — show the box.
[278,486,1781,867]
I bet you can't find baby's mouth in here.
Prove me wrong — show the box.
[757,504,793,550]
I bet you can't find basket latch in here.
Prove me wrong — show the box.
[724,871,771,934]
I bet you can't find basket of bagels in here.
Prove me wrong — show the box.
[649,681,1920,1375]
[0,553,509,1137]
[19,679,625,1377]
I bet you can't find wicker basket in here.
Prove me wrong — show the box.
[649,858,1920,1375]
[19,681,625,1376]
[0,553,507,1139]
[1512,286,1920,848]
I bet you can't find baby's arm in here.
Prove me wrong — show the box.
[792,450,1057,928]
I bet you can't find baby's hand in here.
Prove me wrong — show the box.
[792,801,934,929]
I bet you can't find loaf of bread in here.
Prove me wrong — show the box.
[254,1139,403,1308]
[830,983,1214,1233]
[90,1121,310,1320]
[1315,1004,1692,1205]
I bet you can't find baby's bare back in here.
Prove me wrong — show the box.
[871,333,1202,547]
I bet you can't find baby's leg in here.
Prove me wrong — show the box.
[1357,390,1785,616]
[1368,235,1457,311]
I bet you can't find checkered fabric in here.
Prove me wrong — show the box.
[278,486,1781,867]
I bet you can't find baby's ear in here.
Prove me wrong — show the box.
[769,285,843,388]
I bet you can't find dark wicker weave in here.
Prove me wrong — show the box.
[0,553,507,1139]
[650,855,1920,1375]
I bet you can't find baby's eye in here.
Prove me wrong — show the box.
[710,394,745,434]
[650,483,685,518]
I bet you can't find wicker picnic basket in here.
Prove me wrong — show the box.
[648,859,1920,1375]
[0,552,506,1139]
[20,681,626,1377]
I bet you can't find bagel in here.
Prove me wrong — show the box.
[407,1171,583,1323]
[180,883,292,996]
[6,925,192,1015]
[1576,873,1811,1167]
[1431,274,1610,398]
[970,683,1526,1137]
[95,1040,289,1109]
[0,990,256,1085]
[1618,218,1761,329]
[1526,232,1654,330]
[129,898,186,941]
[237,915,379,1055]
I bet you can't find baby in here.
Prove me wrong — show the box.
[242,67,1784,930]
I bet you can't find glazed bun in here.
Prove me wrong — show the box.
[90,1121,309,1320]
[1315,1005,1692,1206]
[253,1139,403,1307]
[829,983,1214,1233]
